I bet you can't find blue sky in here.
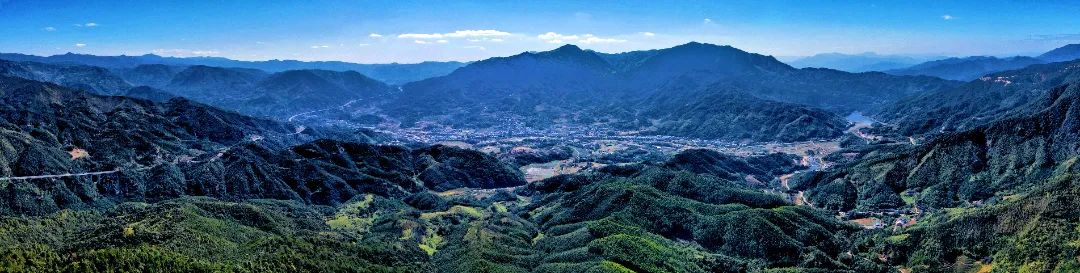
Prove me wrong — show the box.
[2,0,1080,63]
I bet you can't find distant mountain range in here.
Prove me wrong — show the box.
[381,43,956,141]
[786,52,942,72]
[880,43,1080,81]
[783,44,1080,82]
[0,42,960,142]
[0,59,394,119]
[0,52,465,85]
[884,56,1045,81]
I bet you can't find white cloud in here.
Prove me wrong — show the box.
[414,40,430,44]
[399,33,443,39]
[358,43,371,47]
[436,39,449,44]
[152,49,220,56]
[463,45,486,50]
[580,35,626,44]
[85,22,98,27]
[369,33,383,38]
[537,32,580,43]
[398,29,511,39]
[639,32,655,37]
[488,38,504,42]
[310,45,330,49]
[703,18,713,24]
[445,29,511,38]
[44,26,56,32]
[942,14,953,20]
[538,32,624,44]
[74,43,87,47]
[467,39,481,42]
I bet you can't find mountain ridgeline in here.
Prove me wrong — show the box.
[384,43,955,141]
[0,52,466,85]
[874,43,1080,81]
[2,42,960,142]
[0,76,520,215]
[885,56,1045,81]
[785,58,1080,272]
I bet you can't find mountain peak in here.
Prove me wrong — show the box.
[553,44,584,52]
[536,44,596,60]
[1039,43,1080,62]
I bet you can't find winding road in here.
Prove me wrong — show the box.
[0,169,121,181]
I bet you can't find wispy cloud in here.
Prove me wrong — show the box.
[942,14,953,20]
[310,45,330,49]
[369,33,383,38]
[580,34,626,44]
[414,40,431,44]
[639,32,656,37]
[152,49,220,56]
[463,45,486,50]
[74,43,86,47]
[703,18,713,24]
[74,22,98,27]
[398,29,511,39]
[538,32,625,44]
[436,39,449,44]
[1027,33,1080,41]
[43,26,56,32]
[537,32,579,44]
[358,43,371,47]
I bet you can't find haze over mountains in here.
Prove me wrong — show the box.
[786,52,941,72]
[0,52,465,85]
[785,44,1080,81]
[3,39,1080,272]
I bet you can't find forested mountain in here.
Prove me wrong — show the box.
[877,59,1080,135]
[0,76,518,215]
[776,59,1080,271]
[0,148,898,272]
[0,52,465,85]
[879,44,1080,82]
[640,93,848,141]
[0,43,959,142]
[885,56,1045,81]
[0,60,395,119]
[385,42,955,141]
[1038,43,1080,62]
[115,64,183,88]
[795,62,1080,211]
[868,173,1080,272]
[0,59,131,95]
